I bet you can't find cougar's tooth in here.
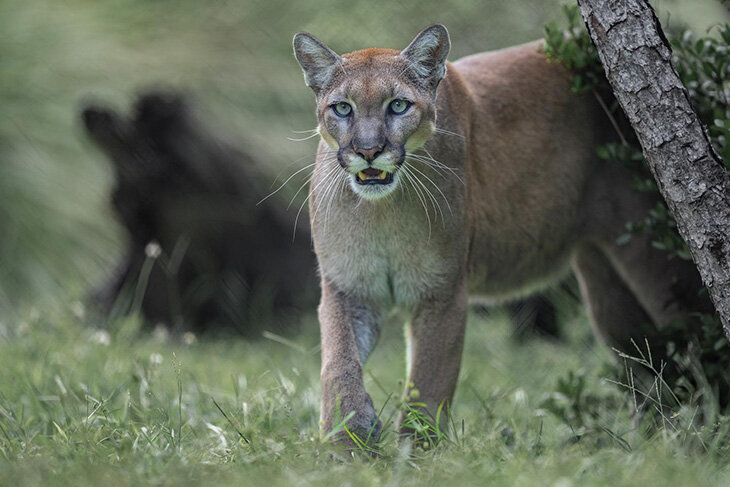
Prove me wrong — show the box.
[379,171,387,180]
[358,171,367,180]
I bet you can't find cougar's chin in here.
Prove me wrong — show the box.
[349,169,400,200]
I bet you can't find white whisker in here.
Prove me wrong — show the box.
[258,162,317,206]
[269,152,321,184]
[409,149,465,185]
[286,132,321,142]
[312,164,338,212]
[263,146,337,204]
[312,167,341,229]
[407,163,452,221]
[284,155,338,210]
[406,154,449,179]
[407,165,444,225]
[433,127,465,139]
[324,173,347,235]
[293,163,339,241]
[287,174,313,210]
[401,166,432,240]
[407,154,463,186]
[309,164,340,219]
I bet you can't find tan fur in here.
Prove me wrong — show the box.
[294,26,705,444]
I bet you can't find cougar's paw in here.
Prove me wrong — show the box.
[323,397,382,454]
[336,416,382,456]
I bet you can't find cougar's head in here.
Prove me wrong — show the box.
[294,24,450,200]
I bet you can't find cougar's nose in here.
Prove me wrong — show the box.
[354,145,384,163]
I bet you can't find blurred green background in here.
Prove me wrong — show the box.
[1,0,728,322]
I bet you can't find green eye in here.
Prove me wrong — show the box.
[389,99,410,114]
[332,102,352,117]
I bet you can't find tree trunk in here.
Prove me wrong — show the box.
[576,0,730,337]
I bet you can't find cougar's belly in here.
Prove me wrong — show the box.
[467,236,575,303]
[463,148,590,303]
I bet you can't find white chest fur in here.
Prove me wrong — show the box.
[313,194,460,307]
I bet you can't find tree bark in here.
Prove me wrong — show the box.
[576,0,730,337]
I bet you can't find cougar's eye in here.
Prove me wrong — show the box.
[389,99,410,115]
[332,102,352,117]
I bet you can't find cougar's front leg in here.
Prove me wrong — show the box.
[318,278,382,443]
[400,278,468,435]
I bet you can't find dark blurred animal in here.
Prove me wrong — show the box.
[82,92,318,335]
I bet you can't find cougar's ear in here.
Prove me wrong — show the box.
[400,24,450,90]
[293,32,342,94]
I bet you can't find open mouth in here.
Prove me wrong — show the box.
[355,168,393,185]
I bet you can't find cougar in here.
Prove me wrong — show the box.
[293,24,705,443]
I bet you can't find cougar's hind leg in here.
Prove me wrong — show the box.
[599,234,723,403]
[600,233,710,335]
[579,163,708,339]
[571,243,663,358]
[569,242,690,414]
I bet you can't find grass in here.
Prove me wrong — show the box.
[2,304,730,486]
